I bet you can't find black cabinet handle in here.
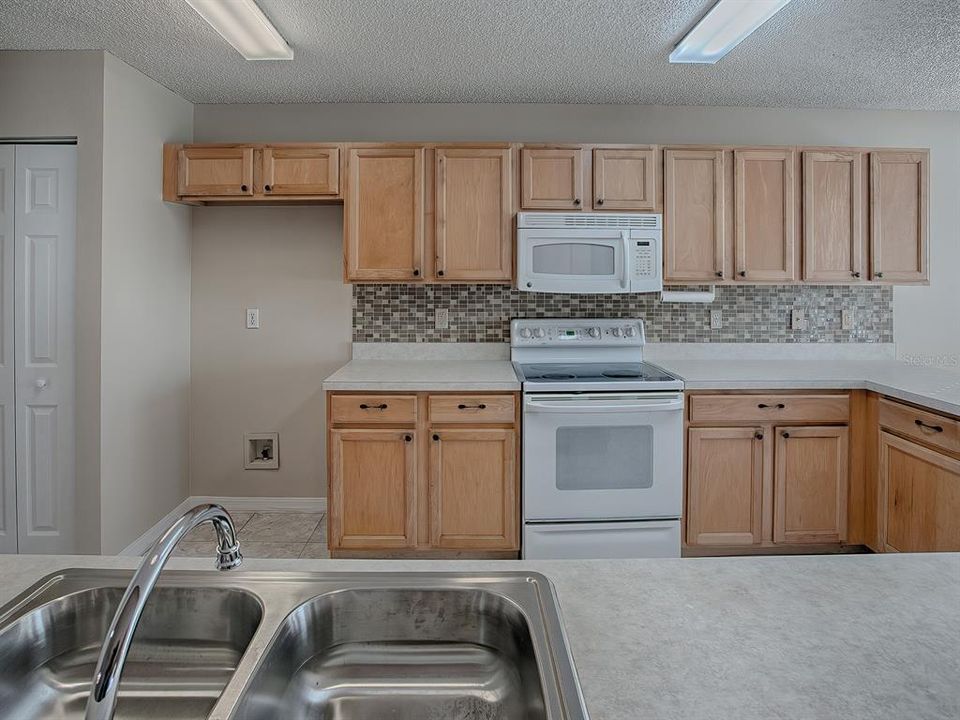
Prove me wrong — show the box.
[432,434,440,441]
[264,184,272,192]
[915,419,944,433]
[573,198,581,205]
[782,431,790,438]
[359,403,388,410]
[739,270,747,277]
[240,184,248,192]
[716,271,724,278]
[876,271,884,278]
[413,269,420,277]
[757,403,786,409]
[458,403,487,410]
[754,432,764,440]
[437,270,445,277]
[596,198,604,205]
[404,434,412,442]
[852,271,861,278]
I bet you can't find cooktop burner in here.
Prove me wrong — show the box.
[541,373,577,380]
[602,371,642,378]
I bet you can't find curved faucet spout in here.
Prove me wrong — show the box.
[84,503,243,720]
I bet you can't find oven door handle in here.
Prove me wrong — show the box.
[524,395,684,413]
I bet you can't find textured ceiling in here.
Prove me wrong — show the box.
[1,0,958,109]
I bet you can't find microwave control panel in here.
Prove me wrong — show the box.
[631,239,657,279]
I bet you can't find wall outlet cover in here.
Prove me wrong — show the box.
[244,432,278,470]
[435,307,449,330]
[710,309,723,330]
[246,308,260,329]
[842,308,855,331]
[791,308,808,331]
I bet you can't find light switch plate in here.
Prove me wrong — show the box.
[435,308,449,330]
[791,308,807,331]
[246,308,260,329]
[710,309,723,330]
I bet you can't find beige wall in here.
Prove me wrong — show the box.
[0,50,105,552]
[190,103,960,499]
[99,53,193,553]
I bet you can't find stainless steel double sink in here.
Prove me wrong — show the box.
[0,569,588,719]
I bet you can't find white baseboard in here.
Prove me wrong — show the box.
[118,495,327,556]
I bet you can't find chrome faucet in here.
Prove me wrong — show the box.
[84,503,243,720]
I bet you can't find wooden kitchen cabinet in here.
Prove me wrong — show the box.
[774,426,849,544]
[177,146,254,197]
[592,147,657,210]
[434,147,512,281]
[344,147,425,281]
[802,150,866,282]
[686,427,764,546]
[869,151,928,282]
[520,147,584,210]
[429,428,517,549]
[734,148,798,282]
[328,429,417,549]
[664,148,727,282]
[262,145,339,196]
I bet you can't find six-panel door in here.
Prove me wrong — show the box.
[178,147,254,197]
[686,427,764,546]
[592,147,657,210]
[344,147,424,281]
[329,429,417,549]
[774,426,849,544]
[802,151,866,282]
[870,151,928,282]
[734,149,797,282]
[262,145,340,196]
[520,148,584,210]
[434,148,512,281]
[664,148,727,282]
[429,428,518,549]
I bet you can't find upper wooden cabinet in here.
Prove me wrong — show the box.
[592,147,657,210]
[734,148,798,282]
[870,151,928,283]
[664,148,727,282]
[344,147,425,282]
[177,146,254,197]
[262,145,339,196]
[435,148,512,281]
[520,147,584,210]
[802,150,866,282]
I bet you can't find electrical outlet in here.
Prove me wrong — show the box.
[435,308,449,330]
[841,308,855,331]
[245,308,260,329]
[791,308,808,331]
[710,309,723,330]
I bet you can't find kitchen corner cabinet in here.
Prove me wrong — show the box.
[327,391,520,557]
[734,148,798,283]
[664,148,727,282]
[344,147,424,281]
[870,151,928,283]
[802,150,866,282]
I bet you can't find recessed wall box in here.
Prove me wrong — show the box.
[244,432,279,470]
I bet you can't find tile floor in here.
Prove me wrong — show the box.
[174,511,329,559]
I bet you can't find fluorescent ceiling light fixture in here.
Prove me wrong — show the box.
[184,0,293,60]
[670,0,793,64]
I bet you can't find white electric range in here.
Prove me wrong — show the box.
[512,318,684,559]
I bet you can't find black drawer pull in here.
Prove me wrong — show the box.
[404,434,412,442]
[915,419,944,433]
[432,434,440,441]
[359,403,388,410]
[240,184,248,192]
[754,432,764,440]
[458,403,487,410]
[264,184,272,191]
[782,431,790,439]
[757,403,786,409]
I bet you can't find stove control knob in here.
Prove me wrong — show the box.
[611,327,623,338]
[624,326,637,338]
[519,328,533,339]
[587,327,601,338]
[533,328,546,339]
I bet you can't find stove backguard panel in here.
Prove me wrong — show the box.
[353,284,893,344]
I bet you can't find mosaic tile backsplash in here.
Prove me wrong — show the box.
[353,285,893,344]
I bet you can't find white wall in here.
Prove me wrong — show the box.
[99,53,193,553]
[0,50,105,553]
[190,103,960,499]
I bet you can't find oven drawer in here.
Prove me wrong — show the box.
[428,394,515,424]
[879,398,960,456]
[523,520,680,559]
[688,394,849,424]
[329,394,417,424]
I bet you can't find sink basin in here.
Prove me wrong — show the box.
[232,588,546,720]
[0,578,262,720]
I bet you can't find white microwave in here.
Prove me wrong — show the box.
[516,213,663,294]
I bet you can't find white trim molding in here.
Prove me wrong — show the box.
[118,495,327,556]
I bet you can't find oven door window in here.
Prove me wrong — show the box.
[555,425,654,490]
[532,242,616,276]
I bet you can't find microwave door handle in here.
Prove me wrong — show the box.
[621,230,630,290]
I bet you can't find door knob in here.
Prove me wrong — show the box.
[35,378,48,390]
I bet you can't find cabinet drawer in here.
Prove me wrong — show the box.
[689,394,849,424]
[879,399,960,456]
[330,395,417,424]
[428,395,515,424]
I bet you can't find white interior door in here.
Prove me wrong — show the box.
[0,147,16,553]
[14,144,76,554]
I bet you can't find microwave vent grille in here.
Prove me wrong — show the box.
[517,212,661,229]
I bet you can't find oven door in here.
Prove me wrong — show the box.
[522,392,684,521]
[517,228,630,293]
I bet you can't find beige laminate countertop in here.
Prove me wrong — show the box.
[1,553,957,720]
[322,359,521,391]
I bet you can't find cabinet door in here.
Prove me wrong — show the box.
[429,429,517,549]
[435,148,512,281]
[686,427,764,546]
[177,147,253,197]
[870,151,928,282]
[774,426,848,544]
[880,432,960,552]
[329,429,417,549]
[734,149,797,282]
[802,151,865,282]
[664,149,726,282]
[345,147,424,281]
[262,145,339,196]
[593,147,657,210]
[520,148,584,210]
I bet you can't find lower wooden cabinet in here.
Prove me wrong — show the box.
[429,429,517,549]
[327,391,520,556]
